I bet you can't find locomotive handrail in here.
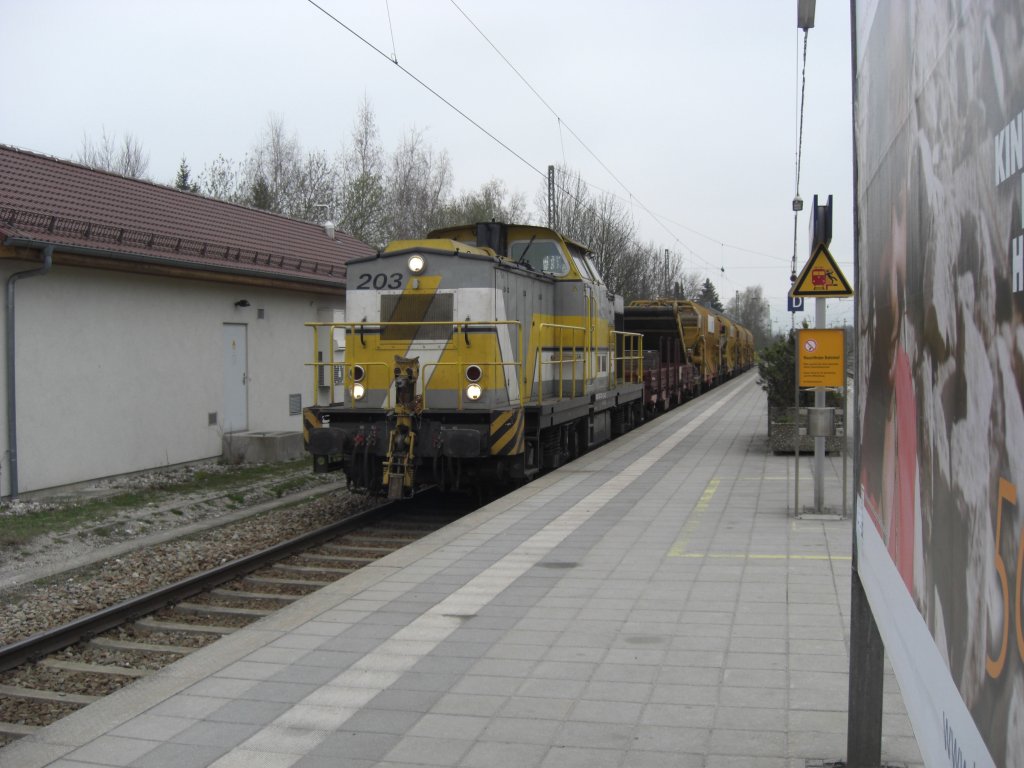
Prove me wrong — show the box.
[305,320,523,407]
[305,323,350,405]
[535,322,586,404]
[304,358,394,408]
[612,330,643,384]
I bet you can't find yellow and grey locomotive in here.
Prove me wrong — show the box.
[303,222,644,499]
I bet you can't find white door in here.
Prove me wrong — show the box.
[222,323,248,432]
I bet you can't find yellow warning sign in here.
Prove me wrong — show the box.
[791,244,853,298]
[798,329,845,387]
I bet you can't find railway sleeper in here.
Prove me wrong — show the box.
[209,588,301,603]
[172,602,271,619]
[243,575,332,589]
[134,618,235,636]
[371,520,451,531]
[295,553,376,566]
[88,637,196,655]
[0,682,99,705]
[337,536,419,547]
[321,544,396,556]
[0,721,41,737]
[273,564,354,576]
[40,659,148,679]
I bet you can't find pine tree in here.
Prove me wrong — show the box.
[698,279,724,312]
[250,174,274,211]
[174,156,199,192]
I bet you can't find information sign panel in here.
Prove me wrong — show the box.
[797,329,844,387]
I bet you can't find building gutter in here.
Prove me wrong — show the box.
[1,236,348,292]
[6,244,53,499]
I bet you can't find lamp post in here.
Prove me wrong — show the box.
[797,0,815,30]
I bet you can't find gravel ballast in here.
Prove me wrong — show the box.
[0,462,375,648]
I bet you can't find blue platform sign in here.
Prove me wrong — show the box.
[788,295,804,313]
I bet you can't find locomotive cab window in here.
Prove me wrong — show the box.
[570,253,602,284]
[509,239,569,276]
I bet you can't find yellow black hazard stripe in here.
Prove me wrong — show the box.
[302,408,321,447]
[490,409,525,455]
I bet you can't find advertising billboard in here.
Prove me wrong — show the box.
[854,2,1023,766]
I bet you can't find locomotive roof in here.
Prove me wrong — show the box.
[366,238,498,262]
[356,225,596,284]
[428,223,593,258]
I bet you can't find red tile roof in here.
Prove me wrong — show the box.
[0,144,375,287]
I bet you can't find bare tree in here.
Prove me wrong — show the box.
[197,116,341,224]
[541,165,593,241]
[727,285,772,349]
[587,190,638,296]
[241,115,302,215]
[78,128,150,178]
[540,165,647,299]
[384,127,453,240]
[292,149,339,223]
[339,98,388,246]
[441,179,529,227]
[674,270,703,300]
[198,154,243,202]
[535,166,713,303]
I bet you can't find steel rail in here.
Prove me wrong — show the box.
[0,500,402,674]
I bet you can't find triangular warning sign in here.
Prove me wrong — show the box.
[791,244,853,298]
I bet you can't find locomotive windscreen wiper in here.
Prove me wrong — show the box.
[517,235,537,269]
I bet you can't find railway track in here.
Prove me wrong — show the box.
[0,493,474,746]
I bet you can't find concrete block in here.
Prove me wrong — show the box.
[221,431,303,464]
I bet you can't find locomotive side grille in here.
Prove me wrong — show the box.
[381,292,453,340]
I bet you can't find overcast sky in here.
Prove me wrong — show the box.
[2,0,854,331]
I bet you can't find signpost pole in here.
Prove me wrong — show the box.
[814,297,826,513]
[794,345,800,517]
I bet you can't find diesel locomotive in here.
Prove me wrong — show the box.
[302,221,752,498]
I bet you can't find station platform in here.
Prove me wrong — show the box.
[2,371,924,768]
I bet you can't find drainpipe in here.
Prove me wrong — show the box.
[6,245,53,499]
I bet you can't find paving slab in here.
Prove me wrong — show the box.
[0,372,923,768]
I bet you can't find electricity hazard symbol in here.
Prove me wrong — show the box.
[791,244,853,298]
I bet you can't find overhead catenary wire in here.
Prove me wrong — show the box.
[448,0,635,201]
[384,0,398,62]
[306,1,602,228]
[308,0,777,284]
[447,1,785,278]
[793,28,809,280]
[786,27,811,331]
[305,0,547,181]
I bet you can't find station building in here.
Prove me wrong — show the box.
[0,145,373,498]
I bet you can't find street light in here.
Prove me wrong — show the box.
[797,0,815,30]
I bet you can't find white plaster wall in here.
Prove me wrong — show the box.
[0,260,343,495]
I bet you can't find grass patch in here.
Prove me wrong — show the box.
[0,459,313,548]
[271,477,314,498]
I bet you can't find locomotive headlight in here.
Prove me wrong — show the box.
[408,254,425,273]
[465,364,483,382]
[352,382,366,400]
[351,365,365,382]
[466,383,483,401]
